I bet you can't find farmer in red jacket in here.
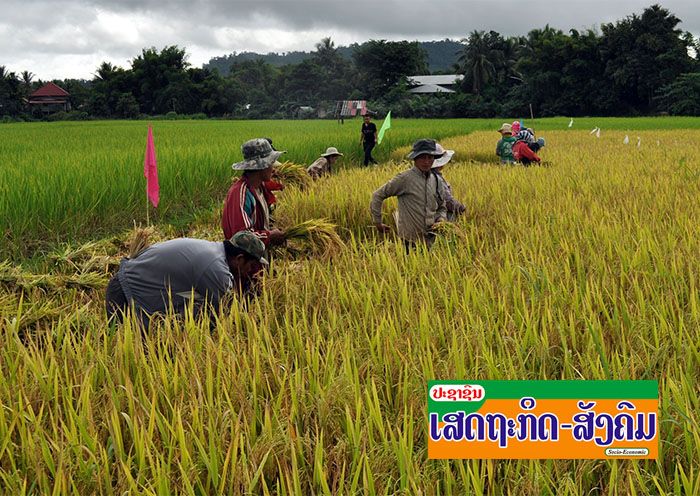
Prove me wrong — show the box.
[513,129,544,166]
[222,138,287,252]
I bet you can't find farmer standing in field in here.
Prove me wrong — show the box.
[360,114,378,166]
[307,146,343,179]
[105,231,267,330]
[370,138,446,249]
[222,138,287,252]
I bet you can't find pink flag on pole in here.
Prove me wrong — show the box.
[144,123,159,207]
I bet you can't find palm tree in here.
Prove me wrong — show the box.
[314,37,344,76]
[314,37,336,63]
[458,31,501,94]
[21,71,34,98]
[94,62,116,82]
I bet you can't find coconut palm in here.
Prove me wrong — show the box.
[94,62,116,82]
[21,71,34,98]
[458,30,503,94]
[314,37,337,65]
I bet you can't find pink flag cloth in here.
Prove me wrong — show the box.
[144,124,159,207]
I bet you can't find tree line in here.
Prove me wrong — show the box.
[1,4,699,122]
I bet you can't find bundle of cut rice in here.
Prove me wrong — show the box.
[127,226,155,258]
[283,219,345,258]
[430,221,467,243]
[275,161,311,189]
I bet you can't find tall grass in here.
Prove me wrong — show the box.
[0,128,699,493]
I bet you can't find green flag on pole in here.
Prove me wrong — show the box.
[377,111,391,145]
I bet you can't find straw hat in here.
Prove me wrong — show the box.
[498,123,512,134]
[321,146,343,157]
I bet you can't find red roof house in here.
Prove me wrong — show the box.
[29,82,70,113]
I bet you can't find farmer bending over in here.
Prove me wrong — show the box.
[370,138,446,250]
[307,146,343,180]
[513,129,544,166]
[105,231,267,330]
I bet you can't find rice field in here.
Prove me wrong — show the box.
[1,120,700,494]
[3,116,700,260]
[0,118,489,260]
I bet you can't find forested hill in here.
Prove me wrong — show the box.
[204,39,463,74]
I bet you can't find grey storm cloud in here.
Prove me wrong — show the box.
[2,0,699,80]
[58,0,700,36]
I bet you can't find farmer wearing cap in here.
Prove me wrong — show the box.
[307,146,343,180]
[105,231,267,330]
[432,143,466,222]
[496,123,516,165]
[222,138,287,247]
[370,138,447,249]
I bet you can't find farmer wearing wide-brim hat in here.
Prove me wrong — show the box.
[496,123,516,165]
[370,138,447,249]
[431,143,465,222]
[307,146,344,180]
[222,138,287,253]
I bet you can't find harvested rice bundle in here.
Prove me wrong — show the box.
[275,161,311,189]
[283,219,346,257]
[127,226,155,258]
[430,221,467,242]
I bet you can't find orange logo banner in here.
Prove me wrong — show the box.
[428,381,657,459]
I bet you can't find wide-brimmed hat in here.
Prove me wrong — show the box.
[321,146,343,157]
[406,138,443,159]
[432,143,455,168]
[498,123,512,134]
[232,138,286,171]
[511,121,521,133]
[228,231,269,265]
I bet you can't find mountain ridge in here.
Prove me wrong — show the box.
[204,39,464,75]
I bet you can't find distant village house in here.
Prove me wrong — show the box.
[29,82,70,114]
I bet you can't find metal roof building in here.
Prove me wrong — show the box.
[407,75,463,94]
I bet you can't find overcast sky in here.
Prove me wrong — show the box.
[2,0,698,81]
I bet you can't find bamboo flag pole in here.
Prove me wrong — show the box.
[529,103,536,136]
